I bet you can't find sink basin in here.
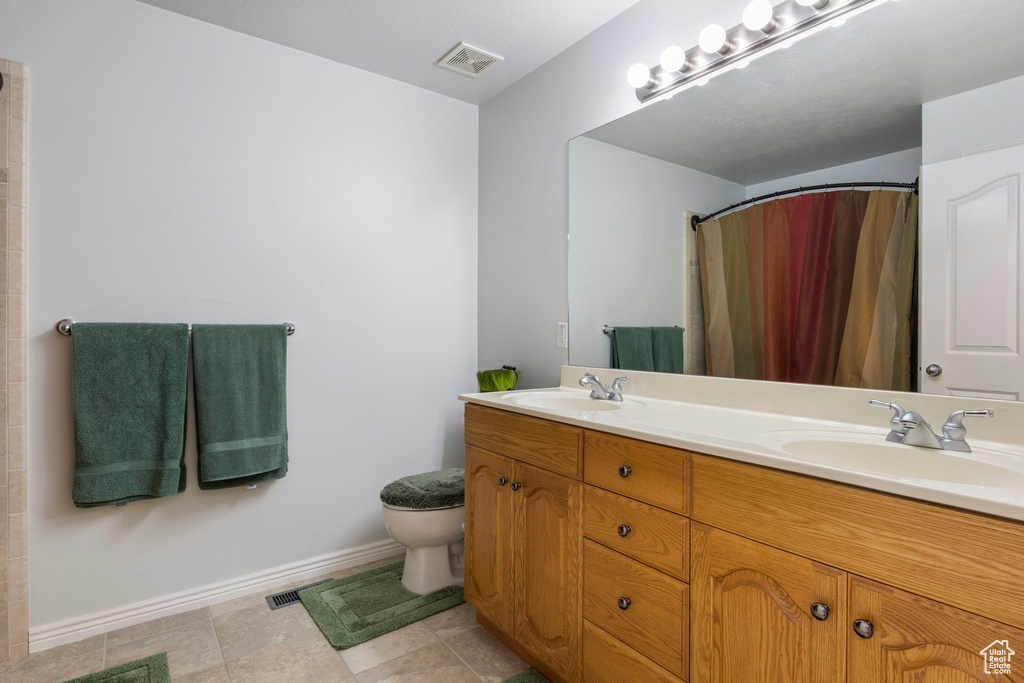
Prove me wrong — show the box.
[503,391,642,413]
[760,430,1024,488]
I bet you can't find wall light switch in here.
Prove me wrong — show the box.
[557,322,569,349]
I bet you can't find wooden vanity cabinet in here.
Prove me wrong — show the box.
[514,461,583,681]
[690,524,847,683]
[465,403,1024,683]
[464,406,584,683]
[848,577,1024,682]
[464,446,515,634]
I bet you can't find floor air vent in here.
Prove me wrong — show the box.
[437,42,503,78]
[265,579,331,610]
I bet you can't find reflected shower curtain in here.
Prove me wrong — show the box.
[696,190,918,391]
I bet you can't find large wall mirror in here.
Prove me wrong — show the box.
[569,0,1024,401]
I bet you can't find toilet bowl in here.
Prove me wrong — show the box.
[382,502,465,595]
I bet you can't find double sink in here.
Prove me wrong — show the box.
[500,389,1024,493]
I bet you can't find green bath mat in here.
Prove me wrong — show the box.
[503,671,549,683]
[64,653,170,683]
[299,561,464,649]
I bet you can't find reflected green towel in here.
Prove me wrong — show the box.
[651,326,684,374]
[611,327,654,372]
[72,323,189,508]
[192,324,289,489]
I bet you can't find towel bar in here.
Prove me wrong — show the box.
[55,319,295,336]
[602,325,684,335]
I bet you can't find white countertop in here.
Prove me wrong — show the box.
[460,374,1024,522]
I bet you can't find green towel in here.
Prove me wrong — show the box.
[72,323,189,508]
[651,326,684,374]
[191,324,289,489]
[610,327,654,372]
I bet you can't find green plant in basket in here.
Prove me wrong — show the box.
[477,366,520,392]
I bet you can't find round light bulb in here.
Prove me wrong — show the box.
[660,46,688,73]
[699,24,729,55]
[626,63,652,88]
[743,0,776,32]
[796,0,829,8]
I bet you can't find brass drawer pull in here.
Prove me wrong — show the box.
[617,597,631,610]
[617,524,631,537]
[618,465,632,478]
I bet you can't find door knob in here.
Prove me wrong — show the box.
[617,597,631,610]
[853,619,874,639]
[810,603,830,621]
[925,364,943,377]
[510,481,521,491]
[617,524,631,537]
[618,466,632,478]
[498,476,509,486]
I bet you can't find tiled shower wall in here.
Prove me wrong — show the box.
[0,59,29,662]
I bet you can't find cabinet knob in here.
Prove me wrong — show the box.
[618,465,632,478]
[810,603,830,621]
[853,619,874,639]
[617,597,631,610]
[510,481,521,491]
[617,524,631,538]
[498,476,509,486]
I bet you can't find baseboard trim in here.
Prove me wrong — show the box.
[29,538,405,653]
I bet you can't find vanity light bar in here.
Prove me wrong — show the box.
[630,0,879,103]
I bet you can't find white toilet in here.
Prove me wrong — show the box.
[380,468,465,595]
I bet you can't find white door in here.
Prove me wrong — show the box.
[920,146,1024,400]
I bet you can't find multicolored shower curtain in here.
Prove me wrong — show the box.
[696,190,919,391]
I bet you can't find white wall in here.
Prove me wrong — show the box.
[478,0,750,389]
[745,147,923,198]
[568,137,744,368]
[2,0,477,626]
[923,75,1024,164]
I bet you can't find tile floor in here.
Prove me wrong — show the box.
[0,556,530,683]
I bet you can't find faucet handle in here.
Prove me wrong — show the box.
[869,399,906,419]
[870,400,908,442]
[942,409,994,441]
[609,376,630,391]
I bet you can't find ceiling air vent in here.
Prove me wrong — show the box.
[437,42,503,78]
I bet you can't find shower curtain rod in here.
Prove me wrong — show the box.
[690,178,919,231]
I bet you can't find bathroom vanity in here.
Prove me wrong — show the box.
[461,370,1024,682]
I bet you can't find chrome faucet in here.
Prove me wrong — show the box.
[870,400,993,452]
[579,373,630,402]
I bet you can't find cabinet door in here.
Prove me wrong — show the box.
[691,524,847,683]
[514,461,583,682]
[849,576,1024,681]
[465,446,515,635]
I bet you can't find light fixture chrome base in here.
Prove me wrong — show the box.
[635,0,879,103]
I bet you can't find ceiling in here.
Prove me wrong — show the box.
[584,0,1024,185]
[136,0,640,104]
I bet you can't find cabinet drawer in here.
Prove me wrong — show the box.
[584,431,688,513]
[584,485,688,579]
[692,453,1024,630]
[465,404,581,478]
[583,539,688,677]
[583,620,685,683]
